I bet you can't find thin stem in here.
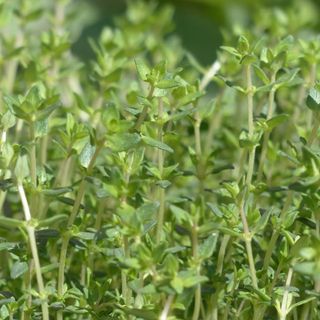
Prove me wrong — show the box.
[156,99,165,244]
[257,70,276,181]
[156,189,165,243]
[119,152,134,308]
[0,131,9,211]
[30,127,37,188]
[237,64,258,292]
[134,85,154,131]
[134,272,144,308]
[57,144,103,319]
[205,89,225,153]
[22,260,33,320]
[279,268,293,320]
[88,200,106,284]
[239,196,258,289]
[246,64,254,138]
[306,63,317,130]
[159,295,174,320]
[307,113,320,147]
[121,236,131,305]
[245,63,256,186]
[57,178,88,320]
[192,109,203,320]
[191,222,201,320]
[216,234,230,275]
[40,135,48,166]
[262,230,279,274]
[246,148,256,187]
[236,149,247,181]
[194,116,202,157]
[199,61,221,91]
[29,125,39,221]
[18,184,49,320]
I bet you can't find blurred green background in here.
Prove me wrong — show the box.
[74,0,320,65]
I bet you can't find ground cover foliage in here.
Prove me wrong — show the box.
[0,0,320,319]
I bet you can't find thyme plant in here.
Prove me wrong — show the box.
[0,1,320,319]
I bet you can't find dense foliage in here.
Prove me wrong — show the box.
[0,1,320,319]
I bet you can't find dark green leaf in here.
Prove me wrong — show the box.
[306,87,320,111]
[108,133,141,152]
[266,114,289,130]
[199,234,217,259]
[10,261,28,279]
[206,203,223,217]
[42,187,73,196]
[141,135,173,153]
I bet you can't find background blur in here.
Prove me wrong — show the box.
[74,0,320,65]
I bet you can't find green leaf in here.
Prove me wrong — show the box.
[14,155,29,181]
[1,111,16,130]
[10,261,28,279]
[288,297,316,313]
[283,209,299,228]
[219,226,241,237]
[42,187,73,196]
[253,209,272,233]
[253,65,269,85]
[135,59,150,81]
[156,79,180,89]
[206,203,223,217]
[266,114,289,130]
[220,46,241,58]
[171,276,184,294]
[170,205,191,225]
[237,35,250,55]
[0,217,25,229]
[156,180,171,189]
[57,196,85,209]
[79,143,96,168]
[36,97,61,121]
[240,54,256,65]
[176,92,203,108]
[180,273,208,287]
[141,135,173,153]
[136,202,159,223]
[306,87,320,111]
[275,68,301,89]
[39,214,68,227]
[41,262,59,274]
[239,130,261,148]
[108,133,141,152]
[34,119,48,138]
[0,305,10,318]
[199,234,217,259]
[249,286,271,302]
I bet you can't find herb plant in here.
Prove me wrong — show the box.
[0,1,320,319]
